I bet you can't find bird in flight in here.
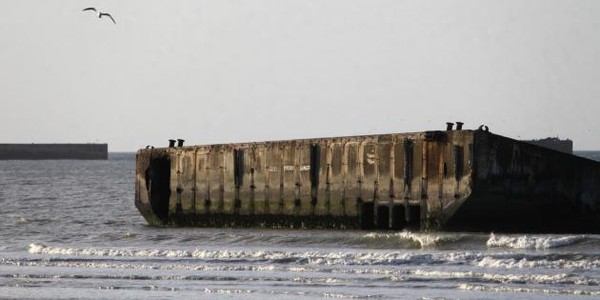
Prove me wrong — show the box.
[82,7,116,24]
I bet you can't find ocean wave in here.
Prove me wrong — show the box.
[486,233,586,249]
[1,257,320,273]
[413,270,599,286]
[363,231,463,248]
[459,283,600,296]
[476,255,600,270]
[27,243,472,266]
[16,217,29,224]
[26,242,600,272]
[203,288,253,295]
[7,257,600,289]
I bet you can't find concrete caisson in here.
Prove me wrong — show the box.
[135,129,600,233]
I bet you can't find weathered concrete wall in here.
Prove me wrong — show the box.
[445,131,600,232]
[0,143,108,160]
[135,130,600,232]
[135,130,474,229]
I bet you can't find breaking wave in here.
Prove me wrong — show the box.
[15,240,600,298]
[363,231,464,248]
[486,233,587,249]
[26,242,600,271]
[475,255,600,270]
[459,283,600,296]
[28,243,465,266]
[413,270,600,286]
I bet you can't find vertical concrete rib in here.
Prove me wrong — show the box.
[294,144,301,216]
[341,141,348,216]
[388,137,395,227]
[325,142,332,215]
[264,146,271,214]
[192,148,198,216]
[278,145,284,214]
[205,151,211,213]
[438,143,445,222]
[357,141,364,203]
[421,140,428,226]
[250,146,256,215]
[373,142,380,226]
[421,141,428,199]
[175,149,183,214]
[218,149,225,214]
[403,139,413,223]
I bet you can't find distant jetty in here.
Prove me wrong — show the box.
[522,137,573,154]
[0,144,108,160]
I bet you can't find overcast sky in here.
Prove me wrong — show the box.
[1,0,599,151]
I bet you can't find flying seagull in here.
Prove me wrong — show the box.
[83,7,116,24]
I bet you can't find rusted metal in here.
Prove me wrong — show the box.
[135,128,600,233]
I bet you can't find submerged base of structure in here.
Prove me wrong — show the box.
[136,200,422,230]
[167,214,360,229]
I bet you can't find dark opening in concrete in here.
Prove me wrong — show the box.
[392,205,406,229]
[408,205,421,229]
[234,149,244,187]
[360,202,375,229]
[146,157,171,222]
[310,144,321,206]
[377,205,390,229]
[404,140,414,185]
[234,149,244,214]
[454,146,463,180]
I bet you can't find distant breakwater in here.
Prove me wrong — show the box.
[0,143,107,160]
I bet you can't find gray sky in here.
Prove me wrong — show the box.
[1,0,599,151]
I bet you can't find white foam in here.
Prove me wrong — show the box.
[477,256,600,270]
[486,233,586,250]
[28,243,46,254]
[363,231,462,248]
[30,243,525,268]
[2,256,320,273]
[27,243,465,266]
[203,288,253,295]
[397,231,462,248]
[292,277,345,284]
[27,243,600,273]
[413,270,599,285]
[459,283,600,296]
[320,292,359,298]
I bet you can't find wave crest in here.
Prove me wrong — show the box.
[459,283,600,296]
[486,233,586,250]
[27,243,469,266]
[363,231,463,248]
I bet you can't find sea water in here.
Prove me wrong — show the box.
[1,153,599,299]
